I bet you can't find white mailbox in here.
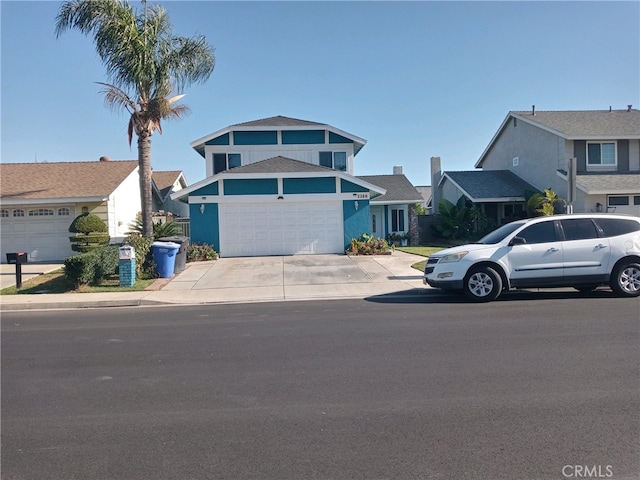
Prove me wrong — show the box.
[119,245,135,260]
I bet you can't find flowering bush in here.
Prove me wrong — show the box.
[347,234,391,255]
[186,243,218,262]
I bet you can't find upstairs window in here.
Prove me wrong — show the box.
[587,142,616,166]
[213,153,241,174]
[319,151,347,171]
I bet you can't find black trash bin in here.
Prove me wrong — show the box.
[157,236,189,274]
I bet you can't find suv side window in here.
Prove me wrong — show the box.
[518,221,558,244]
[595,218,640,237]
[560,218,599,241]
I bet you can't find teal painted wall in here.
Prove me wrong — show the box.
[189,202,219,250]
[224,178,278,195]
[283,177,336,194]
[233,131,278,145]
[191,182,219,196]
[282,130,325,144]
[343,199,370,248]
[340,179,368,193]
[205,133,229,145]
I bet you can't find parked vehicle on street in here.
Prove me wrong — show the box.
[424,214,640,302]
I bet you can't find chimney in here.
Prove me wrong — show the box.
[430,156,442,213]
[393,165,403,175]
[99,156,110,162]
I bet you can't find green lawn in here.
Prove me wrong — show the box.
[395,246,445,271]
[0,269,155,295]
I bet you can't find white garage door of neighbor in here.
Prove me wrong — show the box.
[219,201,344,257]
[1,206,75,262]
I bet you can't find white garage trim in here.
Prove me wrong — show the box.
[219,201,344,257]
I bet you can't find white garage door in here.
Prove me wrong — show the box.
[219,201,344,257]
[1,206,75,262]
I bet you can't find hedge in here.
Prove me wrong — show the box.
[63,245,119,287]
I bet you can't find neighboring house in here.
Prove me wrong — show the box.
[0,158,140,262]
[152,170,189,218]
[358,166,424,242]
[414,185,433,214]
[432,108,640,222]
[173,115,426,257]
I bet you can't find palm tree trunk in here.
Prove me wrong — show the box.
[138,131,154,238]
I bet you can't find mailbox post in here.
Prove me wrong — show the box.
[118,245,136,287]
[6,252,28,289]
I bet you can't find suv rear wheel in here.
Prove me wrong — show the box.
[464,266,502,302]
[610,261,640,297]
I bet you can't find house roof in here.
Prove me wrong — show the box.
[0,160,138,204]
[357,174,424,204]
[476,109,640,168]
[556,170,640,195]
[152,170,187,201]
[415,185,433,206]
[440,170,539,202]
[190,115,367,158]
[171,156,386,200]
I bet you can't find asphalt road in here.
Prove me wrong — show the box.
[2,291,639,480]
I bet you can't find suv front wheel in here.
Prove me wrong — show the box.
[610,261,640,297]
[464,266,503,302]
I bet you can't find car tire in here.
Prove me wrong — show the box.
[463,266,502,302]
[610,261,640,297]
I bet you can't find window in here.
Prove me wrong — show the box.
[1,209,8,218]
[213,153,241,174]
[372,214,377,233]
[587,142,616,166]
[504,204,524,218]
[28,208,54,216]
[57,207,70,216]
[391,209,405,232]
[608,196,629,206]
[518,221,557,244]
[12,209,24,217]
[319,151,347,171]
[634,196,640,206]
[81,206,89,214]
[560,219,599,241]
[595,218,640,237]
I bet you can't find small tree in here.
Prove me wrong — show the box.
[434,196,470,240]
[69,213,110,252]
[527,189,566,216]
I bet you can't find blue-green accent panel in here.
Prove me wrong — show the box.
[233,131,278,145]
[224,178,278,195]
[282,130,325,144]
[189,203,219,251]
[343,199,370,249]
[191,182,219,196]
[340,179,368,193]
[283,177,336,194]
[329,132,354,144]
[205,133,229,145]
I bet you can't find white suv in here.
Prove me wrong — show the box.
[423,214,640,302]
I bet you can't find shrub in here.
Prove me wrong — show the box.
[68,213,110,252]
[348,234,390,255]
[122,234,154,278]
[63,245,119,288]
[186,243,218,262]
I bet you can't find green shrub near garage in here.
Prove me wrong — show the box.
[68,213,110,253]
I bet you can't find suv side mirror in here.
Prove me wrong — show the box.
[509,236,526,246]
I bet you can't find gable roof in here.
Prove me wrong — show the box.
[152,170,187,201]
[440,170,539,202]
[556,170,640,195]
[190,115,367,157]
[357,174,423,204]
[476,109,640,168]
[171,156,386,201]
[0,160,138,204]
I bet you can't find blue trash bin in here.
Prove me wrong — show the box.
[151,241,180,278]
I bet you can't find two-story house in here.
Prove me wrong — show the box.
[172,116,422,257]
[433,108,640,223]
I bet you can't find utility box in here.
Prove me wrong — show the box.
[6,252,28,264]
[118,245,136,287]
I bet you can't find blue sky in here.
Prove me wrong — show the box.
[2,1,638,187]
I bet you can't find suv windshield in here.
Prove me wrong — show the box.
[477,221,526,244]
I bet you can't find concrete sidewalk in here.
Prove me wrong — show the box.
[0,251,429,311]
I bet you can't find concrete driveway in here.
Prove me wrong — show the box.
[0,262,64,290]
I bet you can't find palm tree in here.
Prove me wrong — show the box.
[55,0,215,237]
[527,188,567,216]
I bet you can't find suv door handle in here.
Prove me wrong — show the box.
[595,244,608,249]
[547,247,559,252]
